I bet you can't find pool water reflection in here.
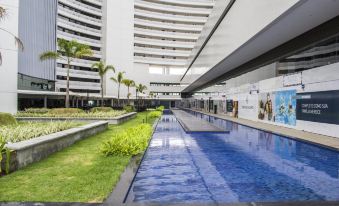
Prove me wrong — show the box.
[126,111,339,204]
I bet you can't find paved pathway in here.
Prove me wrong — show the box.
[171,109,227,133]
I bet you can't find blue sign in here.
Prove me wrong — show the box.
[274,90,297,126]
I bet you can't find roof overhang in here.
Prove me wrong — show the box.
[182,0,339,93]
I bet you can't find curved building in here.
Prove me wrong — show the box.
[133,0,214,73]
[56,0,103,94]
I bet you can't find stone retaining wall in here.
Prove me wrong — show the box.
[1,121,108,173]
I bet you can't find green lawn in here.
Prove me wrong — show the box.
[0,111,156,203]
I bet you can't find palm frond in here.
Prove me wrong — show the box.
[110,77,117,83]
[40,51,60,61]
[0,7,6,21]
[105,65,115,73]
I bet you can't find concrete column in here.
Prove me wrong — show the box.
[76,98,79,108]
[81,99,84,107]
[111,99,114,107]
[44,95,47,108]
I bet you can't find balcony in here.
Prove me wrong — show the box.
[134,56,187,66]
[135,0,212,15]
[57,57,97,68]
[58,18,102,37]
[134,37,195,49]
[56,80,101,90]
[151,0,215,7]
[134,9,208,23]
[59,0,102,16]
[83,0,103,7]
[56,67,100,80]
[57,31,101,47]
[134,19,203,32]
[134,27,199,40]
[58,6,102,27]
[134,46,191,57]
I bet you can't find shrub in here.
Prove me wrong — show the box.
[49,108,84,114]
[0,113,17,126]
[101,124,152,156]
[24,108,50,114]
[0,121,81,143]
[156,106,165,112]
[0,135,11,174]
[148,111,162,119]
[90,107,113,113]
[123,105,135,113]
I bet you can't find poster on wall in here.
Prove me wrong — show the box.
[258,92,275,122]
[238,94,258,120]
[232,101,238,118]
[274,90,297,126]
[226,100,233,113]
[296,90,339,125]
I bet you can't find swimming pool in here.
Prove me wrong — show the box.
[125,110,339,204]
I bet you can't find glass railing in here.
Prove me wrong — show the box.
[58,18,101,35]
[58,6,102,25]
[134,9,208,22]
[134,19,203,31]
[134,0,211,14]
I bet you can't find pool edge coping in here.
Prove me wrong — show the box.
[184,108,339,152]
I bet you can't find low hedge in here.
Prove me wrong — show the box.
[123,105,135,113]
[49,108,84,114]
[0,113,17,126]
[90,107,113,113]
[156,106,165,112]
[148,111,162,119]
[101,124,152,156]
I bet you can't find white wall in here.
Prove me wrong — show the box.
[0,0,19,114]
[187,63,339,138]
[104,0,134,98]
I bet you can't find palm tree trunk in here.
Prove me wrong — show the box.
[65,60,70,108]
[101,76,104,107]
[118,83,120,107]
[127,86,130,104]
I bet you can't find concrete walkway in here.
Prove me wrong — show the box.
[186,108,339,151]
[171,109,228,133]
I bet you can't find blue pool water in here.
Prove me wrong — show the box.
[125,110,339,204]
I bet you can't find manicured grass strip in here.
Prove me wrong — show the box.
[0,112,155,203]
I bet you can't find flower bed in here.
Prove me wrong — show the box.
[0,121,82,143]
[15,108,126,119]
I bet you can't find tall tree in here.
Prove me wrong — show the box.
[122,79,135,104]
[136,83,147,108]
[40,39,93,108]
[0,6,24,66]
[110,71,125,106]
[92,61,115,107]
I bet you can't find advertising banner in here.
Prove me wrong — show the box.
[238,93,258,120]
[275,90,297,126]
[232,101,238,118]
[258,92,275,122]
[296,90,339,125]
[226,100,233,113]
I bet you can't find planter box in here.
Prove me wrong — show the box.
[1,121,108,173]
[15,112,137,125]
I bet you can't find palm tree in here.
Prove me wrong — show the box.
[122,79,135,104]
[92,61,115,107]
[136,83,147,109]
[0,6,24,66]
[110,71,125,106]
[40,39,93,108]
